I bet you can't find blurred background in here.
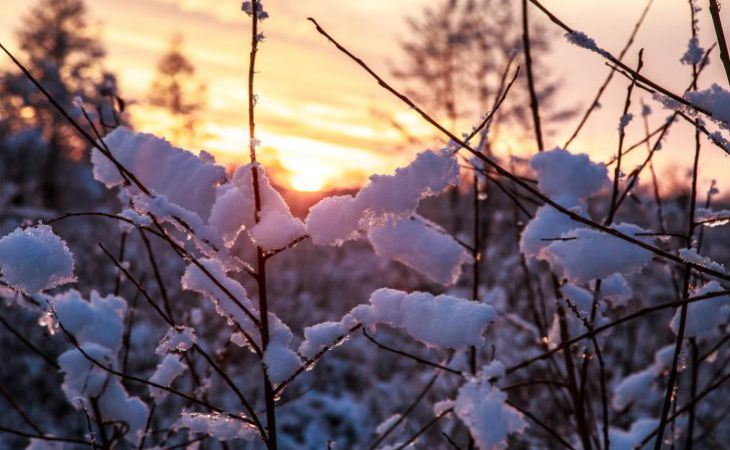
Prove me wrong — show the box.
[0,0,728,204]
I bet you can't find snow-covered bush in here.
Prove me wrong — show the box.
[1,1,729,449]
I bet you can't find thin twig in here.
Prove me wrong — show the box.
[306,17,730,282]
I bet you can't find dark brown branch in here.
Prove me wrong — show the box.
[273,324,362,396]
[362,329,462,375]
[522,0,544,151]
[709,0,730,85]
[394,408,453,450]
[0,313,59,369]
[506,289,730,374]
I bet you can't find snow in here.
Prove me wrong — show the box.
[95,127,226,220]
[618,113,634,133]
[612,344,681,410]
[670,281,730,337]
[356,148,459,215]
[519,205,585,258]
[602,273,633,307]
[175,411,258,441]
[58,342,116,400]
[50,288,148,444]
[209,183,249,246]
[0,225,75,294]
[232,164,305,251]
[685,83,730,130]
[695,207,730,227]
[708,131,730,155]
[132,193,224,250]
[375,414,402,435]
[156,326,198,355]
[433,399,456,416]
[367,216,470,286]
[681,36,704,66]
[50,290,127,353]
[561,283,595,314]
[249,209,306,251]
[119,208,152,231]
[264,342,303,384]
[678,247,727,274]
[452,362,526,450]
[25,440,63,450]
[298,321,352,359]
[351,288,496,350]
[149,354,187,401]
[612,368,654,410]
[305,195,362,246]
[58,344,149,444]
[529,148,610,207]
[652,344,676,373]
[305,148,458,247]
[564,31,610,57]
[608,418,659,450]
[181,258,258,341]
[180,258,298,357]
[538,223,654,283]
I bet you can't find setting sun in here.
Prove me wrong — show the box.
[289,172,325,192]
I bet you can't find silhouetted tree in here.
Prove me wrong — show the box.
[0,0,110,207]
[148,35,207,147]
[394,0,572,147]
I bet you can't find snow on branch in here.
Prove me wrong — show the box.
[0,225,75,295]
[305,148,459,246]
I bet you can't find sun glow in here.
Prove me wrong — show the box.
[289,172,325,192]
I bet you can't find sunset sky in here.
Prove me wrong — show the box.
[1,0,728,192]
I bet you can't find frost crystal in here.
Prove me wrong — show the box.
[564,31,610,57]
[678,247,726,274]
[0,225,75,294]
[695,207,730,227]
[176,411,258,441]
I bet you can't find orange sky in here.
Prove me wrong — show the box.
[1,0,728,193]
